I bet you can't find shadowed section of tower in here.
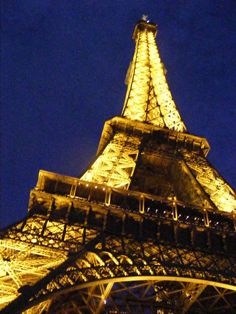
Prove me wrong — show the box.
[122,19,186,132]
[0,18,236,314]
[81,19,187,189]
[81,19,236,213]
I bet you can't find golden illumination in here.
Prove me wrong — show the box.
[81,132,140,189]
[122,22,186,132]
[0,19,235,314]
[184,152,236,213]
[0,239,65,310]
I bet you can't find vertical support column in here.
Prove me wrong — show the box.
[105,189,112,206]
[203,209,209,227]
[172,197,178,221]
[139,195,145,214]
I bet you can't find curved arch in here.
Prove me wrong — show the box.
[118,255,133,265]
[2,238,235,314]
[21,242,235,313]
[76,258,91,268]
[86,252,105,266]
[23,275,236,313]
[99,251,119,265]
[75,276,236,291]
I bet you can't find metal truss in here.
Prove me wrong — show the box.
[1,223,235,313]
[0,237,66,311]
[122,20,186,132]
[79,283,114,313]
[74,281,235,313]
[183,150,236,213]
[1,18,236,314]
[24,300,51,314]
[81,132,141,189]
[1,146,235,313]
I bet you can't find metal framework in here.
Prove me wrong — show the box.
[81,132,141,189]
[122,20,186,132]
[0,17,235,314]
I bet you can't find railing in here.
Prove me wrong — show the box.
[34,170,235,233]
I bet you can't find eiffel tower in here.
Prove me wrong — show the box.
[1,17,236,314]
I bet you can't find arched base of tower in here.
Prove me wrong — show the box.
[47,279,236,314]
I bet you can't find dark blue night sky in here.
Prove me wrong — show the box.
[1,1,236,228]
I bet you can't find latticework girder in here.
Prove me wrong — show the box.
[1,17,236,314]
[44,280,236,313]
[1,222,235,313]
[81,132,141,189]
[0,237,65,310]
[122,20,186,132]
[183,150,236,213]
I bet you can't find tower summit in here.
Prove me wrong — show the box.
[122,19,186,131]
[0,19,236,314]
[81,19,235,213]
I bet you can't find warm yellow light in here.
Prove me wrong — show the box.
[184,152,236,212]
[81,132,140,189]
[122,28,186,132]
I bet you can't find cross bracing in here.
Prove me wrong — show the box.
[0,18,236,314]
[122,20,186,132]
[0,185,235,312]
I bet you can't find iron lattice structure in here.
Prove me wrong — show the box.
[1,19,236,314]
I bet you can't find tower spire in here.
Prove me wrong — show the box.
[122,19,186,132]
[0,18,236,314]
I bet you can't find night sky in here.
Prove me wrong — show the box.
[1,1,236,228]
